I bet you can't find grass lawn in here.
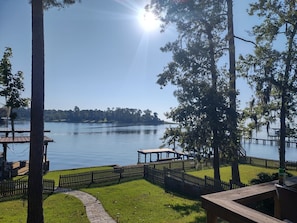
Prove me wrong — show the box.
[83,179,206,223]
[2,164,297,222]
[188,164,297,185]
[0,193,89,223]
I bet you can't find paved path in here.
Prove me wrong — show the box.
[63,190,116,223]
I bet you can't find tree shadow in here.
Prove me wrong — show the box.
[167,202,200,216]
[164,202,207,223]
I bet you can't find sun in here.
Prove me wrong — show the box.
[138,9,160,32]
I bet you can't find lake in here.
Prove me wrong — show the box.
[5,122,297,171]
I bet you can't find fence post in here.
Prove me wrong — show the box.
[143,165,147,178]
[91,171,94,184]
[182,171,185,191]
[229,180,233,190]
[52,180,55,193]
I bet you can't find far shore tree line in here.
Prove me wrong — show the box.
[0,106,164,124]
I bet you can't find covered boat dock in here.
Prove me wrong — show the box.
[137,148,193,164]
[0,130,53,180]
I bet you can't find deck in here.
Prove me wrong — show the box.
[0,136,53,144]
[201,177,297,223]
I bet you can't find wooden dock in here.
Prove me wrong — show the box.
[243,137,297,148]
[0,129,53,180]
[137,148,193,164]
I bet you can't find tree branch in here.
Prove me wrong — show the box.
[234,35,257,46]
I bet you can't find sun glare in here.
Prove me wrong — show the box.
[138,9,160,32]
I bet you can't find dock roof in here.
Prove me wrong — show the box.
[138,148,175,154]
[137,148,185,155]
[0,136,53,144]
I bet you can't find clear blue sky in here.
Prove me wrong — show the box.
[0,0,256,120]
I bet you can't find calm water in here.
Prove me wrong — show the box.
[5,122,297,170]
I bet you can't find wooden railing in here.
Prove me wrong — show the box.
[201,179,297,223]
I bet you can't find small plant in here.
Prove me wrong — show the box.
[250,172,293,185]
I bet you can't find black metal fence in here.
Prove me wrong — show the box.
[1,156,291,201]
[144,165,165,187]
[59,165,144,188]
[145,159,196,171]
[144,166,245,198]
[0,179,55,200]
[244,156,297,171]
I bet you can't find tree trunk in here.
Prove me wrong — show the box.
[213,144,221,182]
[27,0,45,222]
[278,21,297,185]
[205,23,221,182]
[279,93,286,185]
[227,0,241,184]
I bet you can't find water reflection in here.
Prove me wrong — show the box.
[7,122,297,171]
[106,129,142,134]
[68,129,158,135]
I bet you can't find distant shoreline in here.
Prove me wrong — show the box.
[11,107,170,125]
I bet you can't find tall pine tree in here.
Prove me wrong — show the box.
[239,1,297,185]
[150,0,241,182]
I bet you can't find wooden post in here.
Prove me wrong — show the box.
[206,211,218,223]
[265,160,268,168]
[3,143,7,162]
[274,192,281,219]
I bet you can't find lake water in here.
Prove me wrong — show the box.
[5,122,297,171]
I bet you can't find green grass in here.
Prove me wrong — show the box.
[83,179,206,223]
[0,193,89,223]
[189,164,297,184]
[3,164,297,222]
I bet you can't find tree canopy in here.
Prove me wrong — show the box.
[0,47,29,136]
[238,1,297,185]
[149,0,241,182]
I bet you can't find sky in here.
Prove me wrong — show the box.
[0,0,257,120]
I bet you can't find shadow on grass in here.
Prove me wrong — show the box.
[165,202,206,223]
